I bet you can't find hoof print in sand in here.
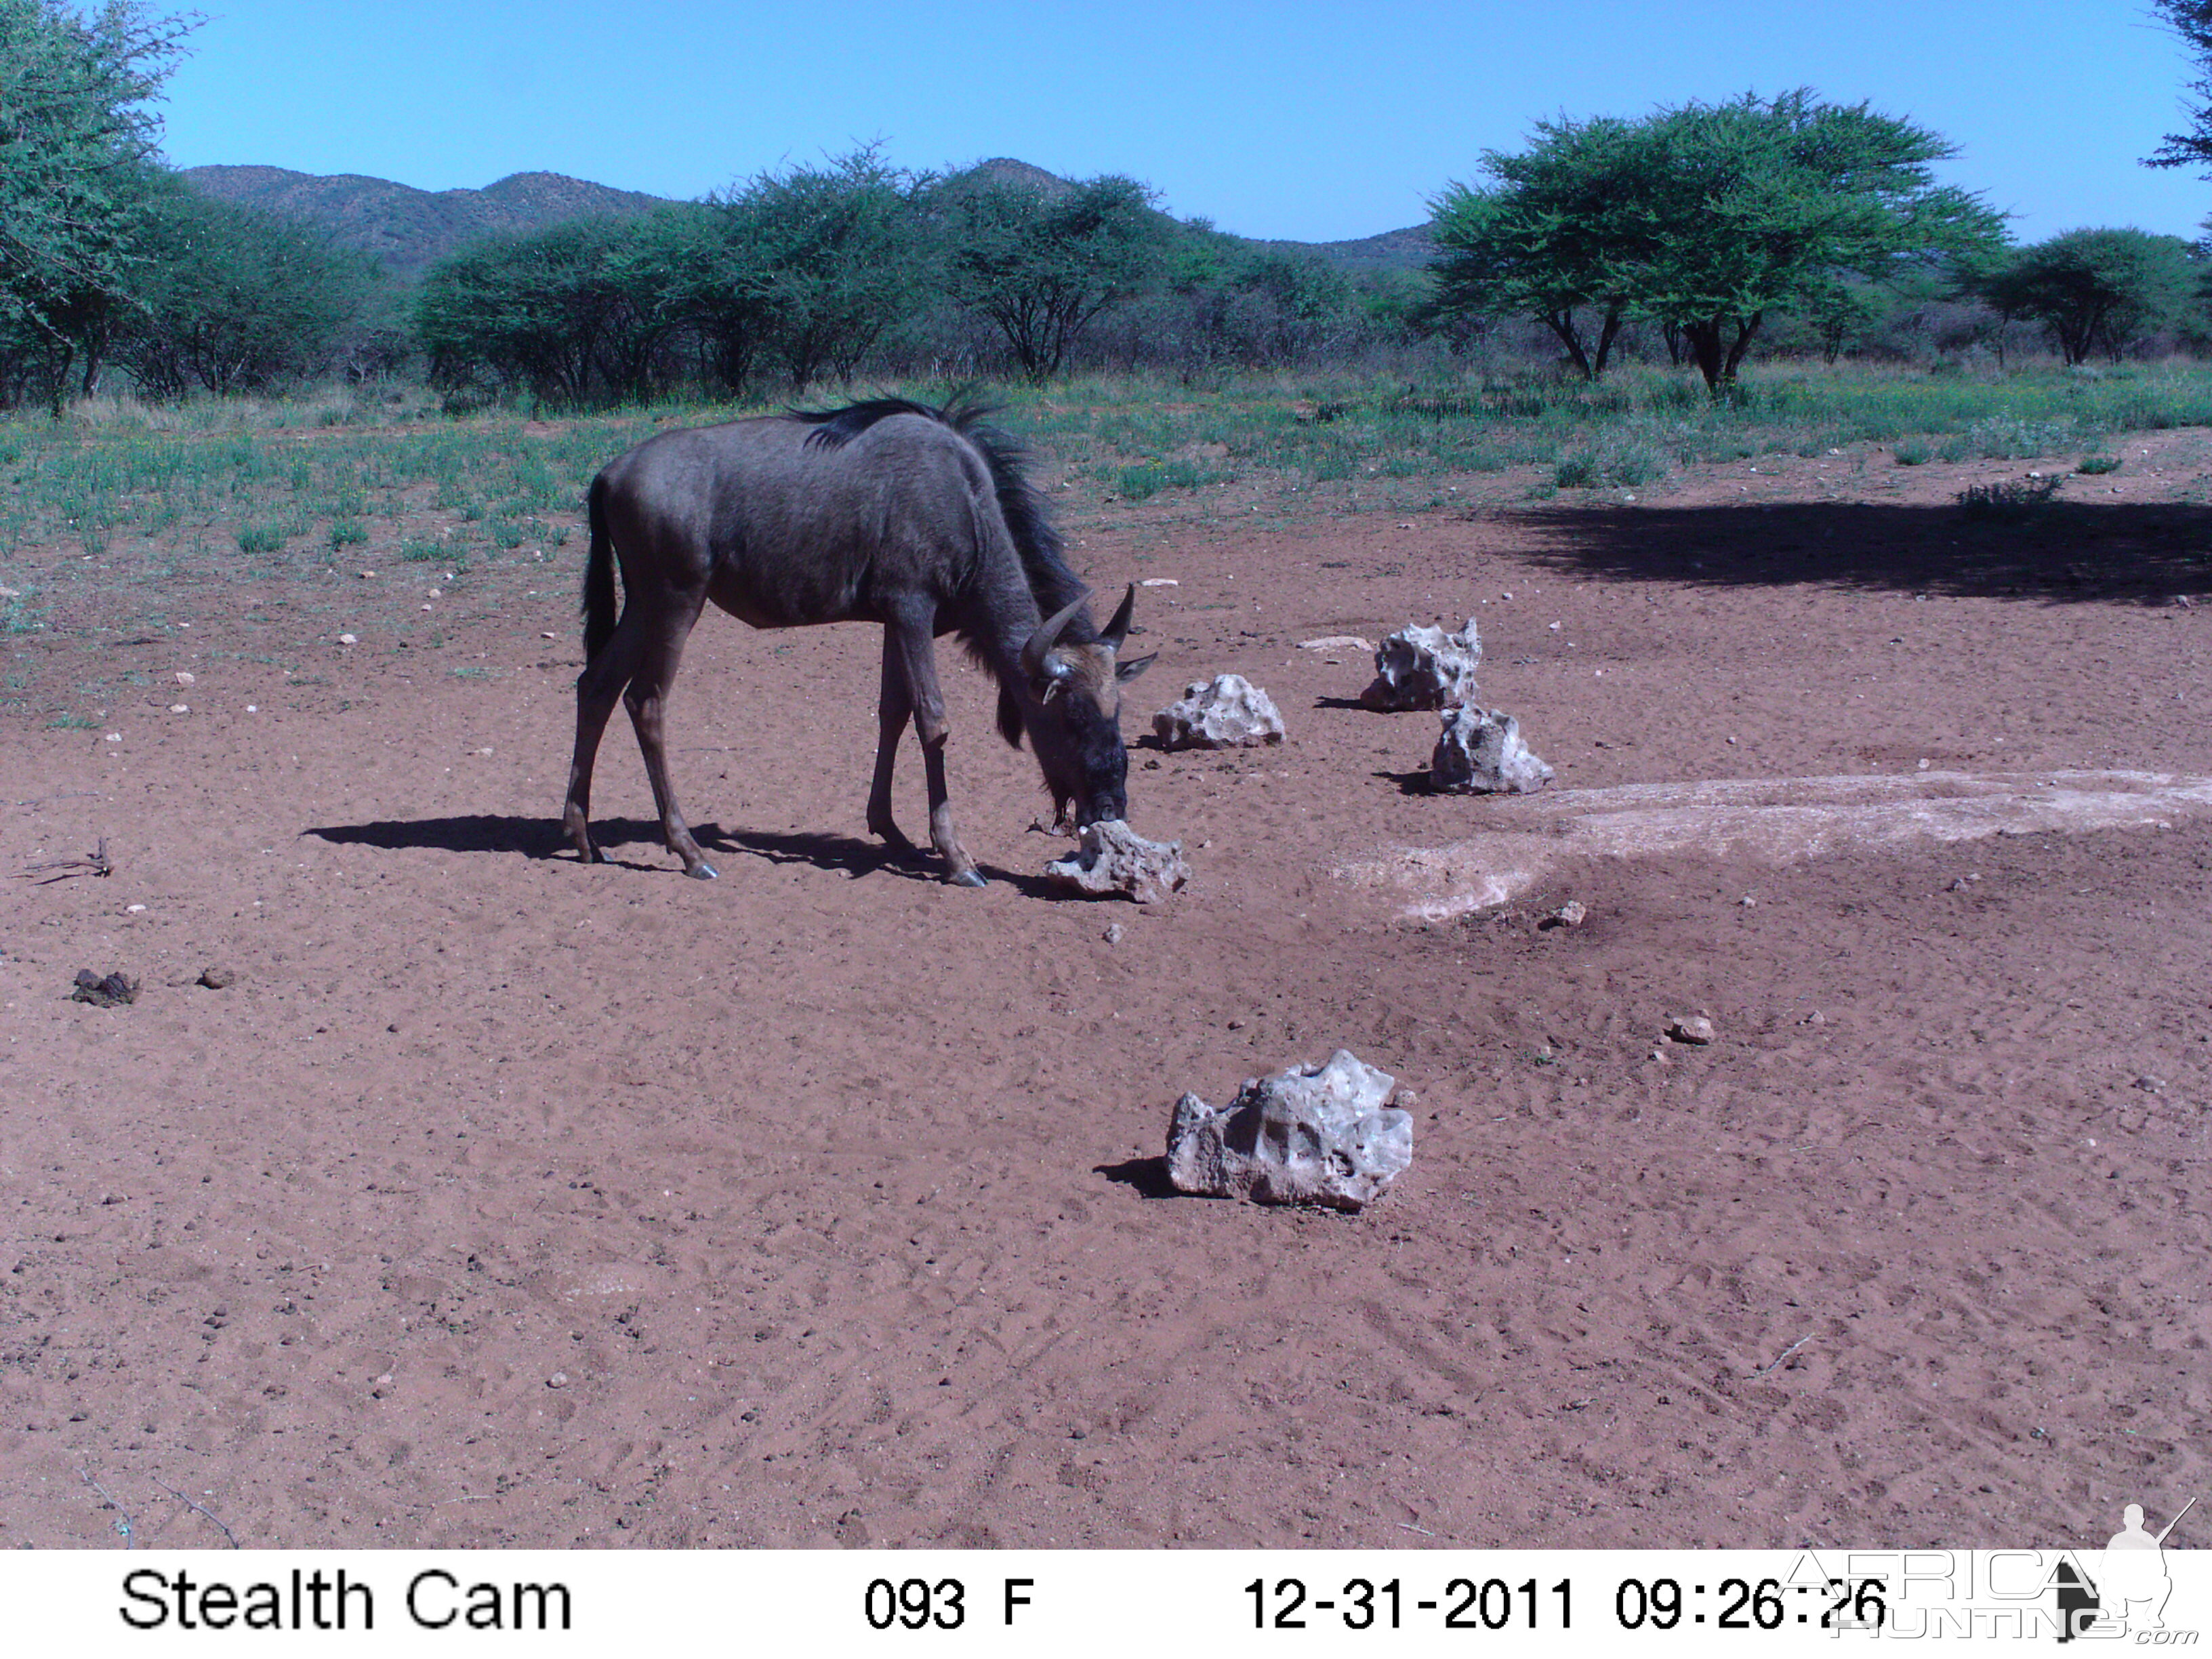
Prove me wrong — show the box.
[1431,707,1554,795]
[1361,619,1481,711]
[1152,674,1286,750]
[1166,1050,1413,1212]
[1044,819,1190,905]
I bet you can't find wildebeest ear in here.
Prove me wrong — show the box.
[1100,583,1136,649]
[1114,652,1156,683]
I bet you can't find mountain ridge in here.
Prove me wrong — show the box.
[182,160,1433,277]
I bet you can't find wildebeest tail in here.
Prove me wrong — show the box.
[581,473,617,663]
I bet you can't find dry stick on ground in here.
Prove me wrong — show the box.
[1753,1335,1816,1378]
[77,1467,136,1549]
[21,836,110,884]
[153,1479,241,1549]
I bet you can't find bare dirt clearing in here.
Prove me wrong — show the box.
[2,433,2207,1549]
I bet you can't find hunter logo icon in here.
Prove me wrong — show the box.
[2056,1494,2198,1641]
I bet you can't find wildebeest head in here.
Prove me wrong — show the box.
[1016,584,1154,827]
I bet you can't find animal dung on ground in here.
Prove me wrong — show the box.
[1165,1049,1414,1211]
[1431,706,1555,795]
[70,970,138,1008]
[1361,619,1481,711]
[1152,674,1285,750]
[1044,819,1189,904]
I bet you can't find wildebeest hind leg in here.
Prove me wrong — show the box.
[562,628,636,864]
[623,596,717,879]
[884,607,985,887]
[865,630,917,854]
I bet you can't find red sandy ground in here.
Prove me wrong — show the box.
[1,428,2207,1551]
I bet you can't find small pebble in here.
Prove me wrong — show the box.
[2134,1076,2166,1094]
[125,903,146,914]
[1740,895,1757,907]
[1805,1010,1826,1027]
[1542,900,1587,930]
[169,703,188,714]
[1667,1015,1716,1045]
[173,671,194,687]
[1103,923,1124,944]
[337,633,357,645]
[546,1371,570,1390]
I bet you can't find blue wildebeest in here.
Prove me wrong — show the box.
[562,398,1154,885]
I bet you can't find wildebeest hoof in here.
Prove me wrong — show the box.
[686,861,719,880]
[949,869,988,888]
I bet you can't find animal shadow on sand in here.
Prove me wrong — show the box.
[1516,499,2212,603]
[308,814,1067,894]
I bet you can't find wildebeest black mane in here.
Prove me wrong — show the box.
[791,396,1096,746]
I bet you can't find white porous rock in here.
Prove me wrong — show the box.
[1166,1050,1414,1211]
[1431,706,1554,795]
[1152,674,1286,750]
[1361,618,1481,711]
[1044,819,1189,904]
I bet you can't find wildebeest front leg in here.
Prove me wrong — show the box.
[865,630,916,854]
[884,607,985,887]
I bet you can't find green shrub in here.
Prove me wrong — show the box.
[1893,438,1933,466]
[329,519,369,549]
[237,523,286,554]
[2077,455,2123,476]
[400,538,448,562]
[1957,475,2062,523]
[1556,426,1667,489]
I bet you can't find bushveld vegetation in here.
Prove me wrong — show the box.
[9,3,2212,422]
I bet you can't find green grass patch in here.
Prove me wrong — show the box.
[329,518,369,549]
[2077,455,2123,475]
[237,523,287,554]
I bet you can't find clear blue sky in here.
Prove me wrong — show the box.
[154,0,2206,245]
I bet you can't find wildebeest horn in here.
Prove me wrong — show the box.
[1100,583,1135,649]
[1020,594,1089,682]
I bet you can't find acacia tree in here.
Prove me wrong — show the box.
[2149,1,2212,172]
[1428,91,2004,392]
[940,173,1166,380]
[417,219,688,407]
[1628,93,2003,390]
[0,0,194,410]
[1974,230,2199,364]
[1428,115,1639,379]
[119,183,372,395]
[736,149,926,388]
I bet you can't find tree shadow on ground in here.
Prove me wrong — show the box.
[1509,499,2212,604]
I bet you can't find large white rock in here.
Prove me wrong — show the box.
[1153,674,1286,749]
[1043,819,1190,904]
[1165,1050,1414,1211]
[1361,619,1481,711]
[1431,706,1554,795]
